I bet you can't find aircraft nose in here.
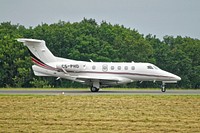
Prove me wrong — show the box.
[173,75,181,81]
[162,70,181,81]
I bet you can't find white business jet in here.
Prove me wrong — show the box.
[18,38,181,92]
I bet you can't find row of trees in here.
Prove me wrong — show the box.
[0,18,199,88]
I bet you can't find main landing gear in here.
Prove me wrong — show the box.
[90,80,100,92]
[161,82,166,92]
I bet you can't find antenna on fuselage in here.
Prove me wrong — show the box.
[89,59,94,62]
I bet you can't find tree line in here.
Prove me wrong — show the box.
[0,18,199,88]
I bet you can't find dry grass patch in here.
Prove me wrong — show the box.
[0,95,199,132]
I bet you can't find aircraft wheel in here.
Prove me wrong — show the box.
[90,86,99,92]
[161,85,166,92]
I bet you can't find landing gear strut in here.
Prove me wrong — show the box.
[161,82,166,92]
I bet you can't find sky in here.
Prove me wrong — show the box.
[0,0,200,39]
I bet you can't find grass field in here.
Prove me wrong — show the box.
[0,95,200,133]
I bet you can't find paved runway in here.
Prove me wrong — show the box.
[0,89,199,95]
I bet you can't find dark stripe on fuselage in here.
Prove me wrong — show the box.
[68,71,174,79]
[50,69,172,79]
[28,49,44,64]
[28,49,56,70]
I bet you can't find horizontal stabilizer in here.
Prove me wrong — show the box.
[17,38,43,44]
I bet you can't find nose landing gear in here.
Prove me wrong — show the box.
[161,82,166,92]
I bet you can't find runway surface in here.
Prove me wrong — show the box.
[0,89,200,95]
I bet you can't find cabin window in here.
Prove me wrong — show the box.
[92,65,96,70]
[118,66,121,70]
[111,66,114,70]
[83,64,86,69]
[124,66,128,70]
[131,66,135,70]
[102,64,108,72]
[147,66,154,69]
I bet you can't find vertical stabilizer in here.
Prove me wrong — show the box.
[17,38,56,63]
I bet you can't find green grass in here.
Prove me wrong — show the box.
[0,95,200,132]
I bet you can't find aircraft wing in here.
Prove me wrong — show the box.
[76,75,119,82]
[76,75,133,85]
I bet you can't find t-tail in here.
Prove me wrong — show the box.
[17,38,56,63]
[17,38,57,68]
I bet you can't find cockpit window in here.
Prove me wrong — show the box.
[152,65,160,70]
[153,66,158,70]
[147,66,154,69]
